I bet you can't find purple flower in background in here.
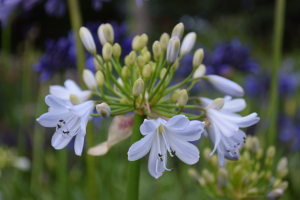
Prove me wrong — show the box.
[0,0,22,27]
[92,0,110,11]
[22,0,41,10]
[279,114,300,151]
[44,0,66,18]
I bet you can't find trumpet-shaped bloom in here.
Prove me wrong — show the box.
[128,115,204,179]
[204,97,259,166]
[50,79,91,104]
[36,95,94,156]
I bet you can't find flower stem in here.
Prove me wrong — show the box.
[268,0,286,146]
[56,149,67,200]
[149,65,171,101]
[126,112,145,200]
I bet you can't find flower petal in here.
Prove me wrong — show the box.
[164,120,204,141]
[74,133,85,156]
[128,131,155,161]
[72,100,95,117]
[77,90,92,103]
[64,79,82,93]
[222,98,246,113]
[208,123,221,156]
[147,134,165,179]
[217,148,225,166]
[51,131,73,149]
[140,119,159,136]
[166,115,190,129]
[199,97,213,107]
[215,112,260,128]
[45,95,69,110]
[49,85,71,100]
[37,110,72,127]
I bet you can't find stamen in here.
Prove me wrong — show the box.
[162,132,174,157]
[162,158,173,171]
[155,159,163,175]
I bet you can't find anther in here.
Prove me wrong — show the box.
[59,119,64,122]
[160,158,163,161]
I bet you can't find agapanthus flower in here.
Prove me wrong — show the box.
[92,0,111,11]
[36,95,94,155]
[202,97,260,166]
[128,115,204,179]
[44,0,66,18]
[0,0,22,27]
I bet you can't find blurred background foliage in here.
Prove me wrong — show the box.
[0,0,300,199]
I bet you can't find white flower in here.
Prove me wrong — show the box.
[203,97,259,166]
[83,69,97,91]
[180,32,196,56]
[166,36,180,66]
[50,79,91,104]
[79,27,96,54]
[128,115,204,179]
[206,75,244,97]
[36,95,94,156]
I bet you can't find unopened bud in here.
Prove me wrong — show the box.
[102,43,112,62]
[96,103,111,118]
[171,59,179,70]
[153,41,162,60]
[251,136,260,154]
[83,69,97,91]
[112,43,121,58]
[160,68,167,80]
[124,56,130,67]
[255,163,261,172]
[241,173,250,186]
[265,170,272,181]
[117,77,124,87]
[217,168,227,187]
[193,64,206,79]
[98,24,114,45]
[79,27,96,54]
[122,66,130,78]
[93,55,103,71]
[267,188,284,200]
[211,155,218,167]
[180,32,196,56]
[160,33,170,51]
[132,35,140,51]
[188,168,200,182]
[149,61,156,73]
[141,46,148,55]
[278,181,288,191]
[193,48,204,68]
[136,56,146,68]
[247,188,259,195]
[245,136,252,150]
[251,171,258,182]
[132,78,144,98]
[139,33,148,49]
[170,90,180,104]
[273,179,282,189]
[171,22,184,40]
[70,94,81,105]
[142,51,151,63]
[95,71,105,87]
[276,157,288,172]
[128,51,137,66]
[120,98,128,104]
[178,89,188,108]
[256,148,264,160]
[267,146,276,158]
[142,64,151,80]
[202,169,215,184]
[167,37,180,65]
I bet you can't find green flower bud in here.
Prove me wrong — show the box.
[139,33,148,49]
[278,181,289,191]
[136,56,146,68]
[267,146,276,158]
[96,103,111,118]
[241,173,250,186]
[244,136,252,150]
[150,61,156,73]
[265,170,272,181]
[255,163,261,172]
[247,188,258,195]
[233,164,243,174]
[170,90,180,104]
[70,94,81,105]
[159,68,167,80]
[193,48,204,68]
[141,46,148,55]
[108,62,113,72]
[198,177,206,186]
[171,22,184,40]
[112,43,121,58]
[128,51,137,66]
[102,43,112,62]
[132,78,144,98]
[273,179,282,189]
[188,168,200,182]
[124,56,130,67]
[277,168,288,179]
[251,171,258,182]
[153,41,162,59]
[122,66,130,78]
[193,64,206,79]
[93,55,103,71]
[142,64,151,80]
[132,35,140,51]
[167,37,180,66]
[98,24,114,45]
[142,51,151,63]
[120,98,128,104]
[276,157,288,172]
[178,89,188,108]
[251,136,260,154]
[95,71,105,87]
[211,155,218,167]
[160,33,170,51]
[256,148,264,160]
[202,169,215,184]
[217,168,227,187]
[79,27,96,54]
[171,59,179,70]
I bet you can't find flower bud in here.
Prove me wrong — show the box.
[193,48,204,68]
[136,56,146,68]
[206,75,245,97]
[167,37,180,66]
[142,51,151,63]
[132,78,144,98]
[141,46,148,55]
[132,35,140,51]
[149,61,156,73]
[211,155,218,167]
[83,69,97,91]
[202,169,215,184]
[251,136,260,154]
[120,98,128,104]
[278,181,288,191]
[171,59,179,70]
[95,71,105,87]
[79,27,96,54]
[139,33,148,49]
[128,51,137,66]
[178,89,188,108]
[160,33,170,51]
[102,43,112,62]
[180,32,196,56]
[267,146,276,158]
[217,168,227,187]
[70,94,81,105]
[170,90,180,104]
[112,43,121,58]
[142,64,151,80]
[267,188,284,200]
[93,55,103,71]
[98,24,114,45]
[277,157,288,172]
[124,56,130,67]
[96,103,111,118]
[153,41,162,59]
[251,171,258,182]
[159,68,167,80]
[193,64,206,79]
[265,170,272,181]
[188,168,200,182]
[122,66,130,78]
[241,173,250,186]
[171,22,184,40]
[117,77,124,87]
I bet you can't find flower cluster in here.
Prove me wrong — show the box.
[189,136,289,200]
[37,22,260,178]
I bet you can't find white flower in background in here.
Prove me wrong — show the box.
[206,75,244,97]
[50,79,91,104]
[36,95,94,156]
[204,98,260,166]
[83,69,98,91]
[180,32,196,56]
[128,115,204,179]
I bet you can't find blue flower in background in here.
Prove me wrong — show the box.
[44,0,66,18]
[0,0,22,27]
[92,0,111,11]
[279,114,300,151]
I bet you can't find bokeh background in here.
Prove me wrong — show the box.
[0,0,300,199]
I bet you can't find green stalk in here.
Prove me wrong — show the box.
[268,0,286,146]
[125,113,145,200]
[56,149,67,200]
[149,65,171,101]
